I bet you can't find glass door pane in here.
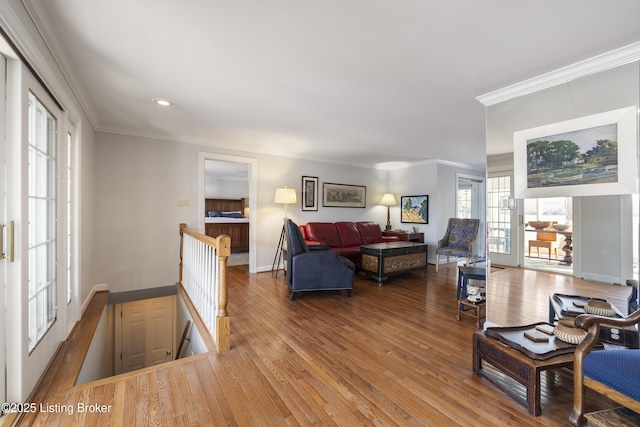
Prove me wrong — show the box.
[27,92,57,352]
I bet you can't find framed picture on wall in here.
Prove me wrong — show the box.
[322,183,366,208]
[301,176,318,211]
[514,106,637,198]
[401,195,428,224]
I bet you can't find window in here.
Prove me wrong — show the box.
[524,197,572,226]
[457,187,472,219]
[28,92,57,351]
[487,176,511,254]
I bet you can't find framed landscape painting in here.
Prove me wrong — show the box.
[514,106,637,198]
[301,176,318,211]
[401,195,428,224]
[322,183,366,208]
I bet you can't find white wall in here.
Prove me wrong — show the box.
[94,132,395,293]
[76,305,113,385]
[78,117,97,307]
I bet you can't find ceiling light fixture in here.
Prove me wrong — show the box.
[152,98,172,106]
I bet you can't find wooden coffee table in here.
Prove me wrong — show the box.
[473,329,574,416]
[360,241,428,286]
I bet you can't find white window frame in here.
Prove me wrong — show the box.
[27,91,58,352]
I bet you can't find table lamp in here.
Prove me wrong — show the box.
[380,193,398,231]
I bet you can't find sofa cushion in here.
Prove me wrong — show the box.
[298,224,309,240]
[584,349,640,402]
[335,222,362,247]
[306,222,342,247]
[357,221,384,244]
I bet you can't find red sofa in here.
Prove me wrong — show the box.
[299,221,400,269]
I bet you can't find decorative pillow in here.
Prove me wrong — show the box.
[208,211,222,217]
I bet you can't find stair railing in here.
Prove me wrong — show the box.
[179,223,230,353]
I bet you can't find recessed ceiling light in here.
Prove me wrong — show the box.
[152,98,172,106]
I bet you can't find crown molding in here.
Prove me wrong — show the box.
[21,0,99,128]
[477,41,640,106]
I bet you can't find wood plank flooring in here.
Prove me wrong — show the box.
[18,263,634,426]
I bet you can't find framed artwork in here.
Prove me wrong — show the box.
[322,183,366,208]
[301,176,318,211]
[514,106,637,198]
[401,195,428,224]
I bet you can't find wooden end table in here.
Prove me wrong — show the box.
[473,330,574,416]
[382,230,425,243]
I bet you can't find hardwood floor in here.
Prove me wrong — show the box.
[17,263,633,426]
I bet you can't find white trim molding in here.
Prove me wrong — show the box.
[477,41,640,106]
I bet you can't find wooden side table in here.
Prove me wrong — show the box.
[473,330,574,416]
[382,230,424,243]
[457,299,485,328]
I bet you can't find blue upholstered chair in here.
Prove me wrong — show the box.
[570,309,640,425]
[284,219,355,300]
[435,218,480,272]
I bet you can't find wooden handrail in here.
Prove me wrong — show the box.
[178,223,231,352]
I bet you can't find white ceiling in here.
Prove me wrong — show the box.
[24,0,640,170]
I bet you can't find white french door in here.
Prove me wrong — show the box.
[0,52,7,405]
[2,52,67,401]
[487,172,520,267]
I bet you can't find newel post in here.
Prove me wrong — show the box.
[216,234,231,352]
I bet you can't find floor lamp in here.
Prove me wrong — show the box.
[272,187,297,278]
[380,193,398,231]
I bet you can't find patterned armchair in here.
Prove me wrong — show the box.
[435,218,480,272]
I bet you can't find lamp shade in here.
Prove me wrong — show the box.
[379,193,398,206]
[274,187,297,204]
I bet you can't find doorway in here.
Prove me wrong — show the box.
[199,153,258,273]
[457,174,486,259]
[204,159,250,266]
[523,197,573,275]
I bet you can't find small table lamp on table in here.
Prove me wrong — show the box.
[272,187,297,278]
[380,193,398,232]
